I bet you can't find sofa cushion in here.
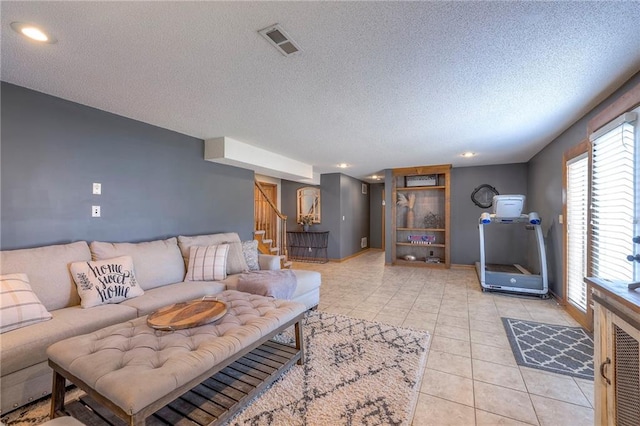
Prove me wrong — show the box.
[0,303,138,376]
[90,238,185,290]
[242,240,260,271]
[120,281,226,317]
[0,241,91,311]
[70,256,144,308]
[186,244,229,281]
[178,233,248,275]
[1,273,52,333]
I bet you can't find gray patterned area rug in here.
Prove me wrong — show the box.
[502,317,593,380]
[1,311,430,426]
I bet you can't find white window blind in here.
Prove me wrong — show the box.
[566,153,589,311]
[590,113,637,282]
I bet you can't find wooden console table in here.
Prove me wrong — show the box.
[586,277,640,426]
[287,231,329,263]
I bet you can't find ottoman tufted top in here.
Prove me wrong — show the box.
[47,290,306,415]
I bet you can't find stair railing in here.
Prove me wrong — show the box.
[254,180,288,260]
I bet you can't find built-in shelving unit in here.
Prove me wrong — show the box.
[392,164,451,268]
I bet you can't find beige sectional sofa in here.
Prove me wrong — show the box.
[0,233,320,414]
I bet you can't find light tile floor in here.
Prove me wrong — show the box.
[292,250,594,426]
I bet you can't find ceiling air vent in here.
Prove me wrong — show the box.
[258,24,301,57]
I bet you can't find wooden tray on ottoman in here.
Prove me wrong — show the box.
[147,297,227,331]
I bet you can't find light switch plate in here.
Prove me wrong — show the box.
[92,183,101,195]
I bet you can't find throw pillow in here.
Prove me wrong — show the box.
[186,244,229,281]
[177,233,248,275]
[1,273,53,333]
[90,238,185,290]
[242,240,260,271]
[70,256,144,308]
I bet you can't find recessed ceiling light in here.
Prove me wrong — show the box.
[337,163,349,169]
[10,22,56,43]
[461,152,476,158]
[371,175,382,180]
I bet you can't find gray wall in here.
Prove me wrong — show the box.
[527,71,640,298]
[1,83,254,250]
[316,173,370,259]
[339,174,370,258]
[385,164,529,264]
[450,164,529,265]
[319,174,342,259]
[369,183,384,249]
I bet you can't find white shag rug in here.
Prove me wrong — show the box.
[2,311,430,426]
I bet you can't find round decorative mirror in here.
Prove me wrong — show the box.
[471,184,499,208]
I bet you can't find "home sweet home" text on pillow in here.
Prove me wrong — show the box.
[70,256,144,308]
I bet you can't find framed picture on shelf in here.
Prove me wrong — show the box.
[405,174,437,187]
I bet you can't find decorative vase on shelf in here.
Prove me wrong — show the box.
[406,209,415,228]
[406,193,416,228]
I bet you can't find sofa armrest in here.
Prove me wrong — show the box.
[258,254,281,270]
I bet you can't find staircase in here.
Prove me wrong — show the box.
[254,180,292,269]
[254,230,292,269]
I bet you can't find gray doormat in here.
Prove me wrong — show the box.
[502,317,593,380]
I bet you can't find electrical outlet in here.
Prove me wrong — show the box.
[92,183,102,195]
[92,206,101,217]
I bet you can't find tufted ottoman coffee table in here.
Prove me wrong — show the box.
[47,290,306,425]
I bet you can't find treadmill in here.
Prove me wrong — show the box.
[475,195,549,298]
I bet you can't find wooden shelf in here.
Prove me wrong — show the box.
[394,259,448,268]
[396,243,445,248]
[397,185,445,191]
[397,227,445,232]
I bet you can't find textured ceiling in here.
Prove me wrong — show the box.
[2,1,640,181]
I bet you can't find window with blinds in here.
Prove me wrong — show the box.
[589,111,638,282]
[566,153,589,312]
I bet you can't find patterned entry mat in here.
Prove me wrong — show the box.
[502,317,594,380]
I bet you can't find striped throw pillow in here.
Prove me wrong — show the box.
[186,244,229,281]
[1,273,52,333]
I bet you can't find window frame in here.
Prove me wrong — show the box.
[563,139,591,329]
[580,81,640,331]
[588,115,638,282]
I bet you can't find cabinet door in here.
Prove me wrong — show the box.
[595,299,640,426]
[593,302,613,426]
[609,312,640,426]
